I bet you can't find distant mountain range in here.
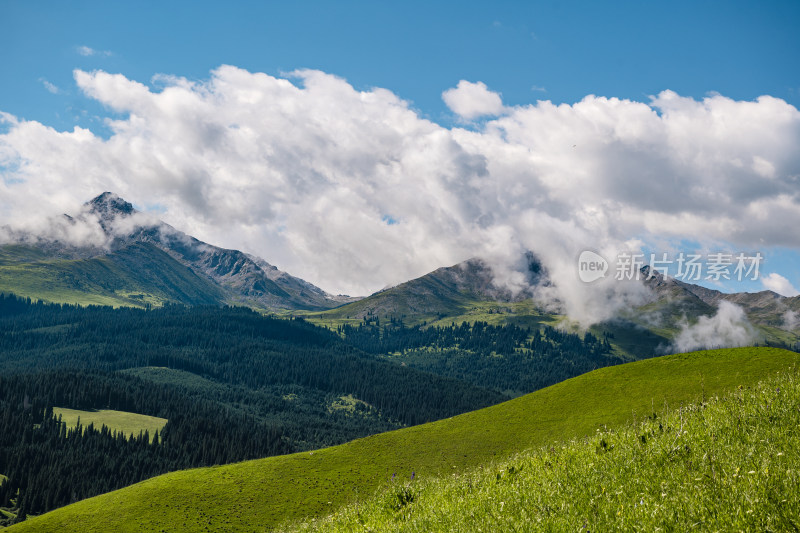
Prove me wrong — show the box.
[309,250,800,356]
[1,192,798,353]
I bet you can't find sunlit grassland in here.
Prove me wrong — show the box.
[0,259,158,308]
[0,243,223,308]
[302,298,560,331]
[8,347,798,533]
[53,408,167,443]
[292,369,800,532]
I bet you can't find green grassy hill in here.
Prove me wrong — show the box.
[291,366,800,532]
[8,346,798,533]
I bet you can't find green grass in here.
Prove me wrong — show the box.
[422,299,557,329]
[0,243,223,308]
[303,298,559,331]
[292,368,800,532]
[0,244,159,307]
[305,297,669,361]
[7,347,798,533]
[53,408,167,443]
[0,508,17,523]
[0,258,139,308]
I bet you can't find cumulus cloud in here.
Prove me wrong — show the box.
[442,80,505,120]
[672,301,758,352]
[40,79,60,94]
[1,66,800,325]
[761,272,800,296]
[77,45,112,57]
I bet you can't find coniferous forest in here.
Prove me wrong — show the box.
[0,294,505,522]
[0,293,619,523]
[338,317,618,395]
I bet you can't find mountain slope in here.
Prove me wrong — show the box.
[309,258,800,357]
[8,346,798,533]
[95,191,357,310]
[291,368,800,532]
[634,267,800,345]
[677,278,800,326]
[309,255,547,326]
[0,193,356,310]
[0,241,223,307]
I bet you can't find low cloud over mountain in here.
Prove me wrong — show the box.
[2,66,799,325]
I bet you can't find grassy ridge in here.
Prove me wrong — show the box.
[294,368,800,532]
[0,243,223,308]
[0,255,131,307]
[53,408,167,443]
[304,299,557,330]
[8,347,799,532]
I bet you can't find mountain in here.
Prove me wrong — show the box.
[310,253,547,324]
[677,278,800,327]
[307,257,800,358]
[8,346,798,532]
[3,192,798,347]
[0,193,357,311]
[638,266,800,340]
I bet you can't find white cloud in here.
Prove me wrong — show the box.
[672,301,758,353]
[442,80,505,120]
[783,310,799,331]
[77,45,112,57]
[1,67,799,324]
[761,272,800,296]
[40,79,60,94]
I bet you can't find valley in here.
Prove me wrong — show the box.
[5,346,797,532]
[1,194,798,530]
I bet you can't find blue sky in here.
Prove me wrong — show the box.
[2,0,799,133]
[1,0,799,307]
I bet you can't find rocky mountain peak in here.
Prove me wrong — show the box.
[87,192,137,220]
